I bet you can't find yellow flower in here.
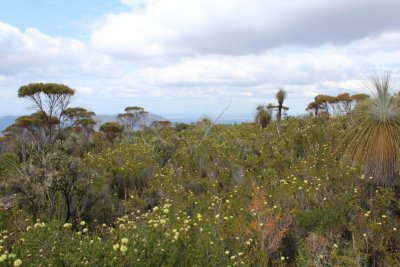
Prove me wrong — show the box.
[0,254,7,262]
[174,232,179,240]
[120,245,128,253]
[113,244,120,251]
[63,223,72,229]
[80,221,86,226]
[121,238,128,244]
[14,259,22,267]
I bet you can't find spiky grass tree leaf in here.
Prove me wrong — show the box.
[338,72,400,186]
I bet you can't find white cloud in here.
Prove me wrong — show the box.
[91,0,400,59]
[2,0,400,119]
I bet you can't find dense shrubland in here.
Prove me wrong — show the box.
[0,79,400,266]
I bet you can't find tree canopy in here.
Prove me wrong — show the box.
[18,83,75,98]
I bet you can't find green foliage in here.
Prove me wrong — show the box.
[1,113,400,266]
[18,83,75,97]
[0,153,17,191]
[99,122,124,143]
[297,205,346,233]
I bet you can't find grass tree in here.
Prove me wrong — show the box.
[255,105,271,128]
[275,88,288,120]
[340,72,400,187]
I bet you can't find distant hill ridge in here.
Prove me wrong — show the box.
[0,114,169,134]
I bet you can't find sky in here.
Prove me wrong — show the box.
[1,0,400,121]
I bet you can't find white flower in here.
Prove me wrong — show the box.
[120,245,128,253]
[0,254,7,262]
[14,259,22,267]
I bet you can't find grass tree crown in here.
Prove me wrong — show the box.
[275,88,287,105]
[339,71,400,187]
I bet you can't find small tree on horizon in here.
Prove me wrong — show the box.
[275,88,288,120]
[255,105,271,128]
[118,106,146,132]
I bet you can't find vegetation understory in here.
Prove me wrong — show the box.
[1,116,400,266]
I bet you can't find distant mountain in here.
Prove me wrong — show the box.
[0,113,169,134]
[0,116,17,133]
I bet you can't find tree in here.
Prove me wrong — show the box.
[62,107,96,135]
[314,95,335,115]
[336,93,353,115]
[18,83,75,142]
[63,107,95,126]
[306,101,320,117]
[255,105,271,128]
[339,72,400,187]
[3,112,59,162]
[266,103,274,118]
[151,120,172,129]
[138,111,149,128]
[100,122,123,144]
[117,106,145,132]
[351,93,370,103]
[275,89,288,120]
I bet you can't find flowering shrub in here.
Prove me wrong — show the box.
[1,117,400,266]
